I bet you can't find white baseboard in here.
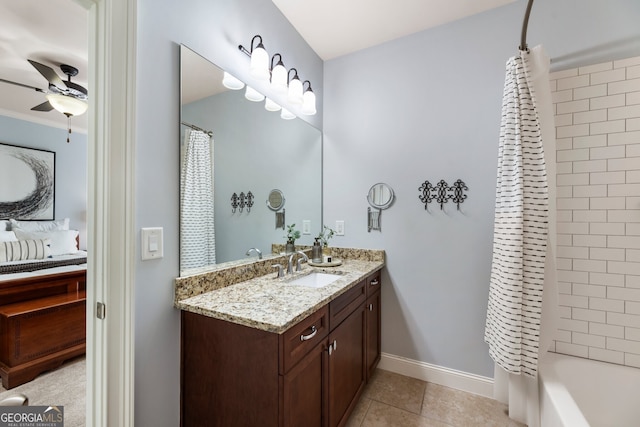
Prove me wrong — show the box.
[378,353,494,399]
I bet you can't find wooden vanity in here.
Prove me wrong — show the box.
[177,256,383,427]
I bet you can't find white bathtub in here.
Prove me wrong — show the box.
[538,352,640,427]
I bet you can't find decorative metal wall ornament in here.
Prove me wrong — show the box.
[450,179,468,210]
[418,180,435,210]
[231,192,239,213]
[418,179,469,211]
[239,192,246,212]
[246,191,254,213]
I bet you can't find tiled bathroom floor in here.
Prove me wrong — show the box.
[346,369,527,427]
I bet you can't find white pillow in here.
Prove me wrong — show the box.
[14,229,79,256]
[10,218,70,232]
[0,231,18,242]
[0,239,52,262]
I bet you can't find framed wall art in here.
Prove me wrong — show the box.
[0,143,55,220]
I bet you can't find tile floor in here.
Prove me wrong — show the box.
[346,369,527,427]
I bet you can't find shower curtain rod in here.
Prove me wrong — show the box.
[519,0,535,51]
[181,121,213,137]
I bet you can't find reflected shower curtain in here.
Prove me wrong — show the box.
[180,129,216,270]
[485,45,558,427]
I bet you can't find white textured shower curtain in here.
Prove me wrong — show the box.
[485,45,559,427]
[180,129,216,270]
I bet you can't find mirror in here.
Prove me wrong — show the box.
[267,189,285,211]
[367,183,394,209]
[367,183,394,232]
[179,45,322,275]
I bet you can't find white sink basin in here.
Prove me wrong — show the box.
[289,272,342,288]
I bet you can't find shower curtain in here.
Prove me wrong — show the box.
[485,45,559,427]
[180,129,216,270]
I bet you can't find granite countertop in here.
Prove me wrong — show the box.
[175,258,383,334]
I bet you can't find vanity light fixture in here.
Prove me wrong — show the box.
[245,85,265,102]
[265,98,281,112]
[287,68,303,105]
[239,35,270,81]
[280,108,296,120]
[301,80,316,116]
[270,53,288,94]
[239,34,316,116]
[222,71,245,90]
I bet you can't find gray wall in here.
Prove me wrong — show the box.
[323,0,640,378]
[0,115,87,246]
[135,0,323,425]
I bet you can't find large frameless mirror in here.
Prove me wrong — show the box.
[179,45,322,275]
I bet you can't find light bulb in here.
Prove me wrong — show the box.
[222,72,244,90]
[287,77,303,105]
[250,45,270,81]
[245,86,265,102]
[46,94,88,116]
[271,62,288,94]
[301,89,316,115]
[265,98,281,112]
[280,108,296,120]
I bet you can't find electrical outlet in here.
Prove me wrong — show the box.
[335,220,345,236]
[302,220,311,235]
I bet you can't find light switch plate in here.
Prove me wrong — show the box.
[141,227,164,260]
[335,220,345,236]
[302,220,311,235]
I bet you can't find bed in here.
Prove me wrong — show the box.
[0,219,87,389]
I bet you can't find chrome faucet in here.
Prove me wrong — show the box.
[288,250,309,274]
[246,247,262,259]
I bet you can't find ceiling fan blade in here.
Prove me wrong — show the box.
[64,80,88,97]
[0,78,44,92]
[31,101,54,112]
[28,59,66,89]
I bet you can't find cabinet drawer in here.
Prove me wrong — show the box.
[280,305,329,375]
[365,270,381,297]
[329,280,365,330]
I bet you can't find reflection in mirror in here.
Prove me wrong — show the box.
[179,45,322,275]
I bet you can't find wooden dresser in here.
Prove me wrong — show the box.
[0,270,86,389]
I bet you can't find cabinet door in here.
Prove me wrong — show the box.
[328,305,365,427]
[281,339,328,427]
[365,290,381,380]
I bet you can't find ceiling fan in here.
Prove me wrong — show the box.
[0,60,88,142]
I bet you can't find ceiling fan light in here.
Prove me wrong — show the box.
[264,98,281,112]
[249,44,270,81]
[245,86,265,102]
[45,93,88,116]
[222,72,245,90]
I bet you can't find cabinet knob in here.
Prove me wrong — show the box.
[368,303,373,311]
[370,279,379,286]
[300,325,317,341]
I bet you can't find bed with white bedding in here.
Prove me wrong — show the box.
[0,219,87,389]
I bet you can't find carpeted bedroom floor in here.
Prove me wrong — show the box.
[0,356,85,426]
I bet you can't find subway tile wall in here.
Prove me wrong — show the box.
[551,55,640,368]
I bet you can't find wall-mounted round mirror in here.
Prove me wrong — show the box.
[367,183,394,210]
[267,189,285,211]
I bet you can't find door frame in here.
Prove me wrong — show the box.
[77,0,136,425]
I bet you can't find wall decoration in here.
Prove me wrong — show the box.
[418,179,468,211]
[0,143,55,220]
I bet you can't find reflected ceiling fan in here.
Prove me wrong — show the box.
[0,60,88,142]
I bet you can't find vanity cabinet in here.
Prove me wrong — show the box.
[180,269,382,427]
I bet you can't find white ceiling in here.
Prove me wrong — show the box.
[0,0,515,131]
[271,0,516,60]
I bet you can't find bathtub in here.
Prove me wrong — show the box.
[538,352,640,426]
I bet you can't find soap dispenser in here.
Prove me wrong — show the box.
[312,238,322,263]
